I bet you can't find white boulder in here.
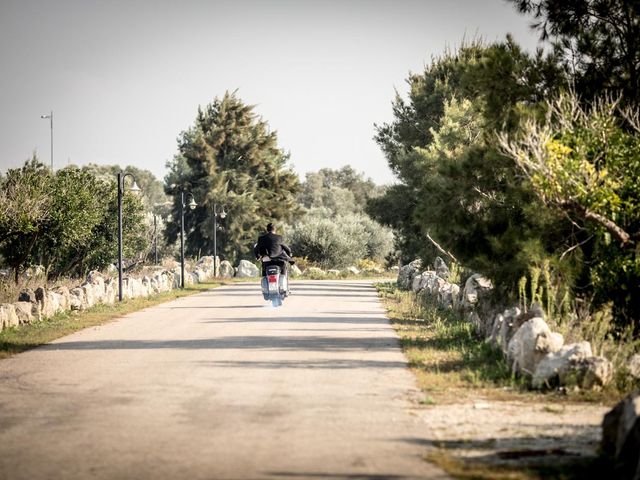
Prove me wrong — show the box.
[289,264,302,277]
[507,317,564,376]
[0,304,20,330]
[397,260,422,290]
[219,261,235,278]
[462,273,493,309]
[236,260,260,278]
[532,341,612,389]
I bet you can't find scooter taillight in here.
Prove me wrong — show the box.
[268,275,278,283]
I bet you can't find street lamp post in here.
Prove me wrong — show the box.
[175,189,197,289]
[40,111,53,170]
[117,172,141,301]
[212,203,227,277]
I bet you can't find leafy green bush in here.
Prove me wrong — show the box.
[289,212,393,269]
[0,159,147,279]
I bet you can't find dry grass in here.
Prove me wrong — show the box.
[377,282,529,404]
[425,450,606,480]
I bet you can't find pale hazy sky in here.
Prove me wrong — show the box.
[0,0,541,184]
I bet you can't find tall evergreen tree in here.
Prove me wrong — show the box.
[509,0,640,106]
[369,39,569,291]
[164,91,300,262]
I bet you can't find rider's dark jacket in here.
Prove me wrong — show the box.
[254,232,292,261]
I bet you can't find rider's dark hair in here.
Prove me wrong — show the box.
[267,223,275,232]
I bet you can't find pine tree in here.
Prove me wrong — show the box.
[165,91,300,262]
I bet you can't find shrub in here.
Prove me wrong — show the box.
[289,212,393,269]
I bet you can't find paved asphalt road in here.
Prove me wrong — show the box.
[0,280,448,480]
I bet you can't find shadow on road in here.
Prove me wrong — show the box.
[197,359,408,369]
[37,333,400,352]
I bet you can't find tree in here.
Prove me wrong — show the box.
[370,39,569,290]
[298,166,384,215]
[501,92,640,324]
[164,91,300,262]
[81,163,169,208]
[0,158,52,280]
[509,0,640,105]
[0,159,148,279]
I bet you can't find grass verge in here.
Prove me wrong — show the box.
[424,450,607,480]
[0,281,229,360]
[376,282,613,480]
[376,282,527,403]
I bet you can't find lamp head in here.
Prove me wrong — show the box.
[129,181,141,194]
[219,205,227,219]
[188,197,197,210]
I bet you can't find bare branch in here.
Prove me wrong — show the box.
[425,231,458,263]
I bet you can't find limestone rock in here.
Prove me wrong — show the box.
[103,279,117,305]
[628,354,640,380]
[462,273,493,310]
[69,287,86,310]
[601,391,640,480]
[507,317,564,376]
[327,269,341,276]
[579,356,614,390]
[437,283,460,309]
[497,307,522,354]
[346,266,360,275]
[289,264,302,277]
[13,301,36,324]
[197,256,217,270]
[532,341,612,389]
[412,271,443,295]
[397,260,422,290]
[236,260,260,278]
[219,261,235,278]
[18,288,36,303]
[434,256,450,280]
[0,303,20,330]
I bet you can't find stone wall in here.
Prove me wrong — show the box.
[0,256,258,333]
[397,257,614,391]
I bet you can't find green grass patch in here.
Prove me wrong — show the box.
[0,281,228,359]
[376,282,525,401]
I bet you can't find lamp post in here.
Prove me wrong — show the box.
[40,111,53,170]
[117,172,141,301]
[212,203,227,277]
[175,189,197,288]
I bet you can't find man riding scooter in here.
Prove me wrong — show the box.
[254,223,294,304]
[253,223,294,275]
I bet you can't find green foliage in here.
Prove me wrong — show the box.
[509,0,640,106]
[502,93,640,326]
[299,166,384,214]
[165,91,300,263]
[0,159,147,278]
[288,166,394,268]
[371,38,570,292]
[288,211,393,269]
[80,163,169,208]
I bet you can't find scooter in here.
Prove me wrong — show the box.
[260,257,290,307]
